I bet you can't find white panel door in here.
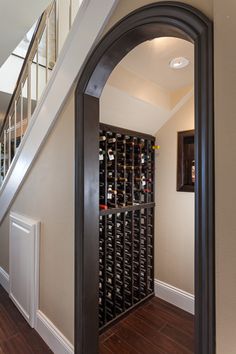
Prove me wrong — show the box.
[9,212,40,328]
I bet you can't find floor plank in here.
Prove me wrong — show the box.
[143,302,194,336]
[100,297,194,354]
[0,286,52,353]
[99,342,114,354]
[161,323,194,353]
[124,314,192,354]
[104,333,139,354]
[0,333,34,354]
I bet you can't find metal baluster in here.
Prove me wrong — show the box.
[20,83,24,139]
[27,62,32,122]
[0,142,2,185]
[3,130,6,178]
[69,0,72,29]
[56,0,59,58]
[8,116,12,166]
[14,100,17,154]
[36,39,39,102]
[46,17,49,83]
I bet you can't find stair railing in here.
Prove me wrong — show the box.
[0,0,80,187]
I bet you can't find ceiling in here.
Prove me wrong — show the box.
[101,37,194,134]
[0,0,51,67]
[101,84,193,135]
[118,37,194,91]
[101,85,171,134]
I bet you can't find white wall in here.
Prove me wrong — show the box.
[0,55,48,99]
[57,0,83,53]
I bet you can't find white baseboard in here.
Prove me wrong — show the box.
[154,279,195,315]
[0,269,74,353]
[0,266,9,293]
[36,311,74,354]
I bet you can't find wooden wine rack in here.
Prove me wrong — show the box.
[99,123,155,330]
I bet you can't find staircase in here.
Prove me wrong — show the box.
[0,0,83,186]
[0,0,118,223]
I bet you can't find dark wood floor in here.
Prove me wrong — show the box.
[0,284,194,354]
[0,285,52,353]
[100,297,194,354]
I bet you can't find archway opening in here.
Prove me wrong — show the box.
[99,35,195,352]
[75,3,214,354]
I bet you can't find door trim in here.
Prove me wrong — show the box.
[75,2,215,353]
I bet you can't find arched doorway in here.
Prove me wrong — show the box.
[75,2,215,354]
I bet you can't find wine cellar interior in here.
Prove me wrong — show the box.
[99,123,156,329]
[98,36,195,353]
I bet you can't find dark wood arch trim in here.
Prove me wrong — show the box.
[75,2,215,354]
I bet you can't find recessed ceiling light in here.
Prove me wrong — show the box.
[169,57,190,69]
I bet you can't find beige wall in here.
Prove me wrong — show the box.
[0,94,75,343]
[107,3,236,353]
[105,0,213,32]
[0,1,235,352]
[0,215,9,272]
[155,96,194,294]
[214,1,236,353]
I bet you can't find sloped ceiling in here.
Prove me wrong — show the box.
[120,37,194,91]
[101,37,194,135]
[0,0,51,67]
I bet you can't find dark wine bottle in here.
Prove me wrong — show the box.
[99,136,106,142]
[107,138,116,143]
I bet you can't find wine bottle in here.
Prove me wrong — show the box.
[116,273,122,281]
[107,277,112,284]
[107,137,116,143]
[108,176,118,182]
[99,148,105,161]
[118,164,134,170]
[107,148,115,161]
[118,177,128,182]
[117,189,126,195]
[152,145,160,150]
[117,152,126,157]
[107,291,112,300]
[192,160,195,183]
[107,189,117,200]
[116,221,123,228]
[107,202,116,208]
[99,136,106,142]
[116,286,122,294]
[99,204,108,210]
[125,141,135,146]
[119,202,127,207]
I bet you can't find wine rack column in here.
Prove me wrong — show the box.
[99,123,156,330]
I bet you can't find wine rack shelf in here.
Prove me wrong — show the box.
[99,123,155,330]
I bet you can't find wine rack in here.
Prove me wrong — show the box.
[99,123,155,330]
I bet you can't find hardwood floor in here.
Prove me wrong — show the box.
[0,284,194,354]
[0,286,52,353]
[100,297,194,354]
